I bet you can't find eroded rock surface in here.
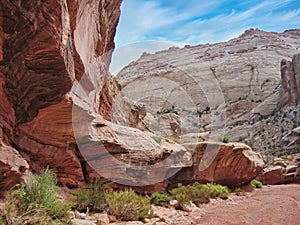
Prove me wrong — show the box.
[0,0,122,187]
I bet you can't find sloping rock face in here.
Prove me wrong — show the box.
[0,0,122,188]
[116,29,300,156]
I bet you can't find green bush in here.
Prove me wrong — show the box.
[204,183,229,199]
[150,192,171,207]
[76,179,110,212]
[274,151,285,157]
[218,135,230,143]
[291,147,300,154]
[5,168,71,225]
[170,183,210,208]
[0,216,6,225]
[251,179,263,189]
[170,182,230,209]
[105,189,152,221]
[151,136,163,145]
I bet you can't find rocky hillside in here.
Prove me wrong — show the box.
[0,0,265,194]
[116,29,300,159]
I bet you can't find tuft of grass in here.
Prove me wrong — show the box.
[150,192,171,207]
[170,182,230,209]
[76,178,110,212]
[0,215,6,225]
[105,189,152,221]
[218,135,230,143]
[251,179,263,189]
[151,136,163,145]
[4,168,71,225]
[203,183,229,199]
[170,183,210,208]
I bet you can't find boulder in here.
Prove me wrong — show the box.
[170,142,264,188]
[0,144,29,191]
[259,162,300,185]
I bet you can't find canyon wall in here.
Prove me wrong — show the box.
[0,0,122,189]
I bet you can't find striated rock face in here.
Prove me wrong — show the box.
[0,0,122,188]
[279,53,300,106]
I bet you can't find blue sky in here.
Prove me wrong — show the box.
[110,0,300,74]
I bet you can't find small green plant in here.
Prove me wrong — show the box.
[218,135,230,143]
[76,178,110,212]
[251,179,263,189]
[274,151,285,157]
[5,168,71,225]
[170,183,210,208]
[0,215,6,225]
[170,132,180,139]
[105,189,152,221]
[204,183,229,199]
[170,182,229,209]
[291,147,300,154]
[150,192,171,207]
[151,136,163,145]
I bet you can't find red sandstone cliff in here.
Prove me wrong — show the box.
[0,0,122,189]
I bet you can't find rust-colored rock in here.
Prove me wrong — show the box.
[258,154,300,185]
[171,142,264,188]
[0,0,122,188]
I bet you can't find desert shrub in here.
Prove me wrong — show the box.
[76,179,110,212]
[0,216,6,225]
[251,179,263,189]
[5,168,71,225]
[151,136,162,145]
[274,151,284,157]
[105,189,152,221]
[170,182,230,209]
[203,183,229,199]
[150,192,171,207]
[170,183,210,208]
[291,147,300,154]
[218,135,230,143]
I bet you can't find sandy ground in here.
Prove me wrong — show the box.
[149,184,300,225]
